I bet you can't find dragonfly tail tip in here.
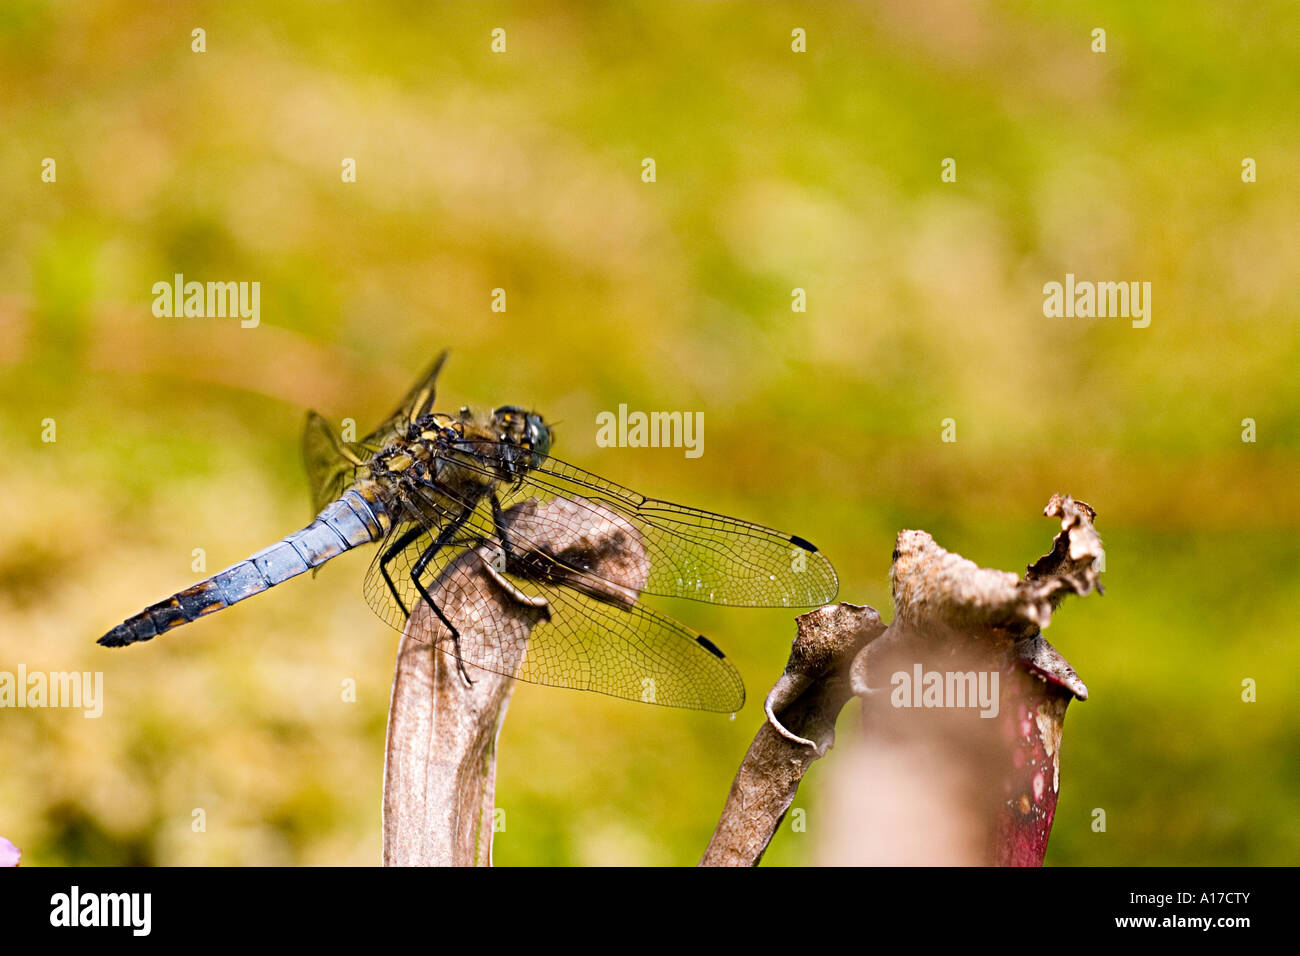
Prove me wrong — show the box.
[96,627,131,648]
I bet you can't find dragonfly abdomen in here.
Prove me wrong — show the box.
[98,487,389,648]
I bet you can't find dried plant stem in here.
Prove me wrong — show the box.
[383,610,516,866]
[700,603,886,866]
[705,494,1102,867]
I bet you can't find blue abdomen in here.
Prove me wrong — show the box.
[98,488,388,647]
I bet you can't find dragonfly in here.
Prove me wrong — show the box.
[97,353,839,712]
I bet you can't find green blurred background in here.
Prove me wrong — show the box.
[1,1,1298,866]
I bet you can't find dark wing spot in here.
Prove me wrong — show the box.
[695,635,726,659]
[789,535,818,553]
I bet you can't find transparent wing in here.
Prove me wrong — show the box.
[301,411,371,516]
[449,442,839,609]
[302,351,448,515]
[361,489,745,712]
[361,351,449,447]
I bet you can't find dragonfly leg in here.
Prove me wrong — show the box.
[410,575,474,686]
[482,490,554,616]
[409,520,476,687]
[378,523,427,616]
[477,550,550,612]
[489,492,514,563]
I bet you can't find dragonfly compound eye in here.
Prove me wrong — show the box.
[526,414,551,466]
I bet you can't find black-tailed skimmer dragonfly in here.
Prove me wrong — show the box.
[98,353,838,711]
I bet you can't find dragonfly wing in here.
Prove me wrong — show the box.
[302,410,370,516]
[496,563,745,712]
[362,491,745,712]
[453,444,839,608]
[303,350,448,519]
[361,351,449,447]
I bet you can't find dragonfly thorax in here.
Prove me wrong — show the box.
[367,407,552,518]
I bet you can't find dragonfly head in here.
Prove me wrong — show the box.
[492,405,552,469]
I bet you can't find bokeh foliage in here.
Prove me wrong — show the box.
[1,1,1297,865]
